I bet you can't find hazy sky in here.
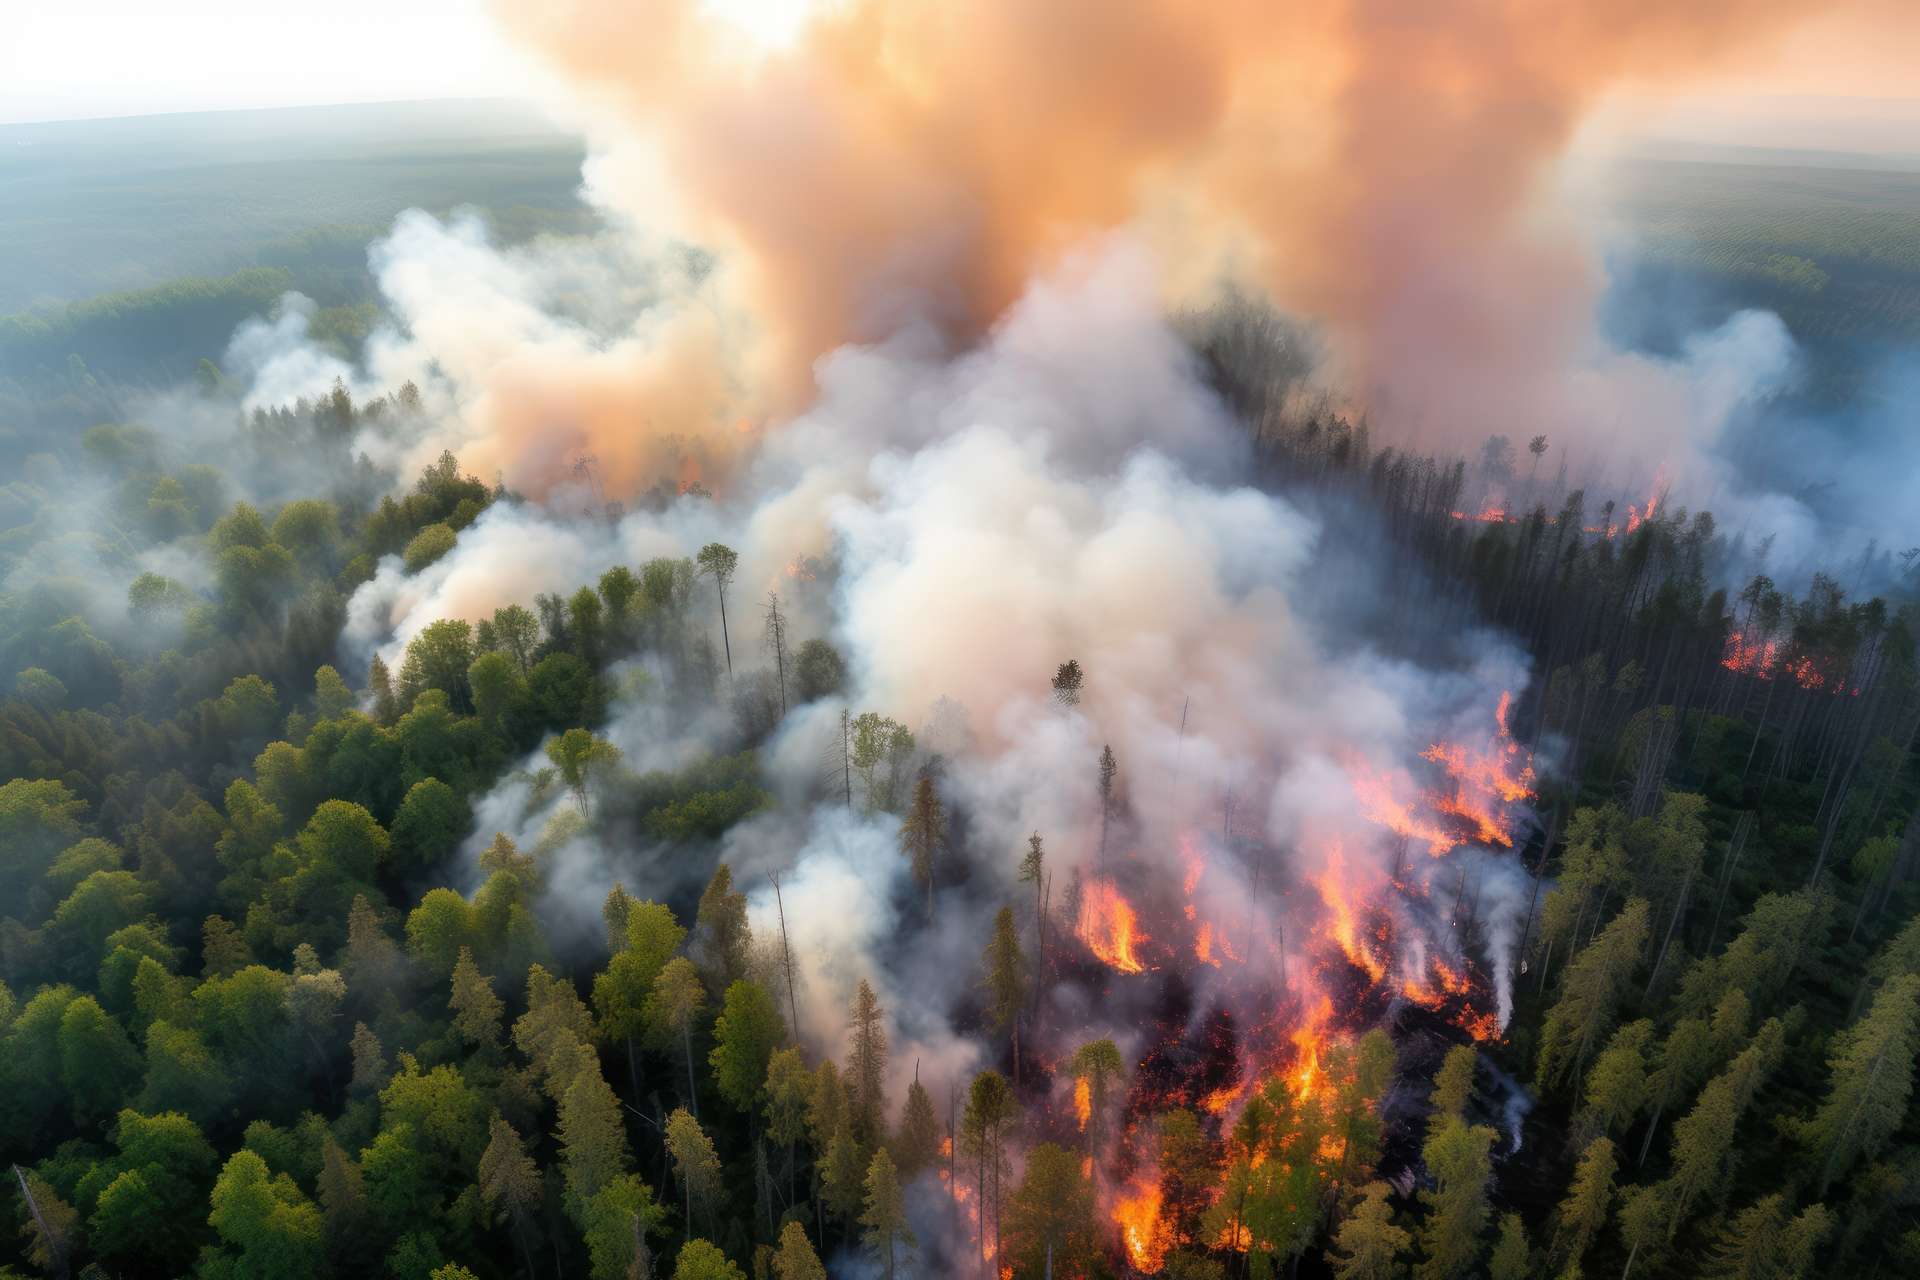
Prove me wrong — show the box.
[1,0,537,123]
[5,0,1915,148]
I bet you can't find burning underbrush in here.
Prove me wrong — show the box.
[936,695,1540,1274]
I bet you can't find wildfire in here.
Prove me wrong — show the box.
[1113,1175,1170,1274]
[1073,1076,1092,1131]
[1195,921,1222,967]
[1417,690,1536,850]
[1448,503,1510,523]
[1722,632,1858,695]
[1078,878,1147,974]
[1311,844,1389,984]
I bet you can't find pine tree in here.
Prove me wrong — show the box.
[1804,972,1920,1195]
[982,907,1027,1071]
[708,979,784,1114]
[645,957,707,1118]
[961,1070,1019,1270]
[1068,1038,1124,1154]
[1550,1136,1616,1267]
[771,1220,826,1280]
[478,1113,542,1279]
[350,1022,390,1095]
[899,776,943,924]
[847,978,889,1148]
[1329,1181,1409,1280]
[1414,1117,1495,1280]
[1536,898,1650,1092]
[1430,1045,1475,1120]
[860,1148,914,1277]
[692,865,752,993]
[1616,1185,1668,1278]
[316,1136,366,1237]
[560,1063,631,1221]
[1003,1142,1100,1278]
[1659,1018,1786,1236]
[1577,1019,1651,1142]
[894,1074,942,1179]
[448,946,504,1050]
[1636,1014,1715,1165]
[665,1108,722,1243]
[764,1047,812,1204]
[821,1117,867,1223]
[1699,1194,1832,1280]
[602,882,634,955]
[368,653,398,724]
[1487,1212,1530,1280]
[1096,745,1118,867]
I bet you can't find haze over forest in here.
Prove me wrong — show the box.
[4,5,1920,1280]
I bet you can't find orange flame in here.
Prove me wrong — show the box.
[1195,921,1222,968]
[1077,878,1147,973]
[1112,1174,1169,1274]
[1073,1076,1092,1131]
[1310,844,1389,983]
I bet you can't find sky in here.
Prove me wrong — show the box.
[4,0,1916,147]
[1,0,536,123]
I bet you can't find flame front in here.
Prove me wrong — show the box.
[1078,878,1147,973]
[1112,1174,1169,1274]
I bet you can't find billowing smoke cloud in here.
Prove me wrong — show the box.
[483,0,1917,505]
[372,246,1539,1175]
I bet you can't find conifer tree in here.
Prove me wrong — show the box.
[859,1147,913,1276]
[560,1063,631,1220]
[1803,972,1920,1196]
[447,946,503,1051]
[1616,1185,1669,1278]
[1004,1142,1100,1279]
[1068,1038,1124,1155]
[1550,1136,1616,1268]
[763,1047,812,1202]
[478,1113,542,1279]
[1414,1117,1496,1280]
[1636,1014,1715,1165]
[665,1108,722,1243]
[982,907,1027,1071]
[1536,898,1650,1092]
[1577,1019,1651,1142]
[1096,745,1118,867]
[709,979,784,1115]
[601,882,634,954]
[645,957,708,1118]
[693,865,752,993]
[1487,1212,1530,1280]
[1330,1181,1409,1280]
[1699,1195,1832,1280]
[349,1022,390,1095]
[961,1070,1018,1270]
[822,1117,867,1223]
[894,1073,942,1179]
[1430,1045,1475,1120]
[771,1220,826,1280]
[845,979,890,1150]
[899,775,943,924]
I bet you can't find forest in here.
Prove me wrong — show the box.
[0,281,1915,1280]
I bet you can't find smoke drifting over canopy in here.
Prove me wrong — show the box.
[479,0,1915,496]
[235,0,1920,1264]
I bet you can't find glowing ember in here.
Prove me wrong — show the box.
[1448,503,1510,523]
[1113,1174,1169,1274]
[1078,878,1147,973]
